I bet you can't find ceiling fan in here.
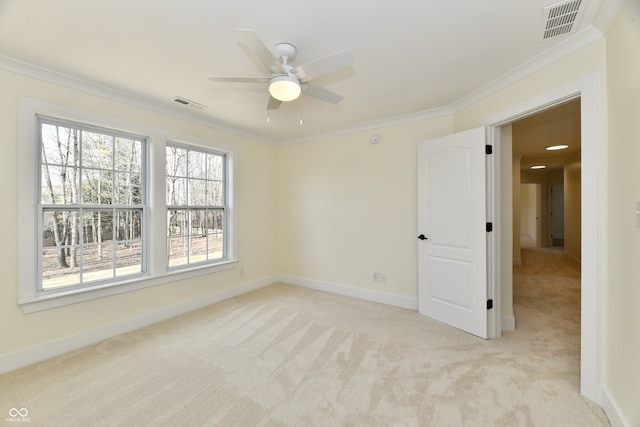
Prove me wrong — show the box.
[208,29,355,110]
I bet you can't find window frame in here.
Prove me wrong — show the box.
[165,141,229,269]
[18,97,238,313]
[37,116,148,292]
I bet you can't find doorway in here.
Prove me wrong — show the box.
[485,72,601,403]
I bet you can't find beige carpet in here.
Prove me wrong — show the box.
[1,249,609,426]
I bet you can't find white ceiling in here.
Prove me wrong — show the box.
[0,0,619,143]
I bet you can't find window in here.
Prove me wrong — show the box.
[18,98,237,312]
[39,117,145,290]
[166,143,227,268]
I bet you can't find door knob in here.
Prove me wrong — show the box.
[418,234,428,240]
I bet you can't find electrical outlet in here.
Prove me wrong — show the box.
[379,273,386,284]
[240,267,245,276]
[373,272,379,282]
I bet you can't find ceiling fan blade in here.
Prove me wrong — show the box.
[208,76,270,83]
[302,83,344,104]
[236,29,285,74]
[267,96,282,110]
[294,50,354,83]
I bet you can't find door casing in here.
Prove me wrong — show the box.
[483,73,602,403]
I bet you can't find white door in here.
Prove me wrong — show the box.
[417,127,488,339]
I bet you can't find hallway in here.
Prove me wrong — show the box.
[512,247,583,388]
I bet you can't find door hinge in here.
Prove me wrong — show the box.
[485,145,493,155]
[486,222,493,232]
[487,299,493,310]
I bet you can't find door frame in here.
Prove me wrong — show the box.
[483,73,602,403]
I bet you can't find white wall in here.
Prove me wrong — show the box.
[0,69,278,358]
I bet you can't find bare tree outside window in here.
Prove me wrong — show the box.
[40,119,145,289]
[166,143,226,268]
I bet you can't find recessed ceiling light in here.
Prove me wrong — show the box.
[546,144,569,151]
[531,165,546,170]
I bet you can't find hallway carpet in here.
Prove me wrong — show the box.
[1,249,609,426]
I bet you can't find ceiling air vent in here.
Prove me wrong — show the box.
[540,0,584,40]
[173,96,206,110]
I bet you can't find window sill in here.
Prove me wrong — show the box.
[20,260,239,314]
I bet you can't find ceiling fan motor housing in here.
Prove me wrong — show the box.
[274,43,296,63]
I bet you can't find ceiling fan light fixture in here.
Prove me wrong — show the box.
[269,75,301,102]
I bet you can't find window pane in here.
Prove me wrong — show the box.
[166,177,187,205]
[207,209,224,233]
[168,210,188,236]
[168,237,188,267]
[188,179,207,205]
[189,210,207,236]
[115,210,142,241]
[114,172,142,205]
[188,150,206,179]
[42,210,66,245]
[82,243,115,282]
[207,234,224,259]
[206,181,224,206]
[189,235,207,263]
[207,153,224,180]
[82,168,113,204]
[115,138,142,173]
[41,124,78,166]
[41,165,79,204]
[166,146,187,177]
[42,248,80,289]
[82,132,113,169]
[115,242,142,277]
[79,210,113,245]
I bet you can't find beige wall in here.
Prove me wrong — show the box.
[0,69,279,356]
[564,154,582,261]
[277,117,453,298]
[520,184,537,243]
[605,0,640,423]
[512,155,522,263]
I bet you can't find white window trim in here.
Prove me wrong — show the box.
[18,97,238,313]
[165,141,230,270]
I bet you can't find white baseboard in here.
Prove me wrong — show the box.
[278,274,418,311]
[502,314,515,331]
[0,276,277,374]
[600,386,632,427]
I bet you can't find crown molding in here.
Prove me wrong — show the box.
[278,106,453,145]
[0,54,275,144]
[449,25,604,113]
